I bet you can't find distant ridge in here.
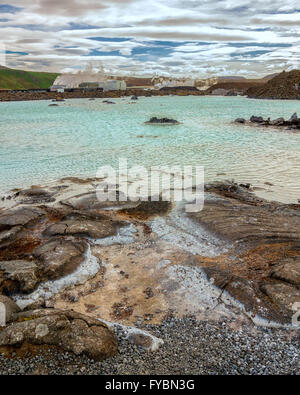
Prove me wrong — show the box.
[247,70,300,99]
[262,72,280,80]
[0,67,59,90]
[218,76,246,81]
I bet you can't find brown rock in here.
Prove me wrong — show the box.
[270,257,300,286]
[0,260,39,294]
[33,239,87,280]
[261,282,300,312]
[0,308,117,361]
[204,268,290,323]
[190,183,300,247]
[0,207,44,231]
[43,219,118,239]
[0,226,23,245]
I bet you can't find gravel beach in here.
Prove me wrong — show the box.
[0,317,299,375]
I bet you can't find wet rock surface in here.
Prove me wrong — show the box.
[43,218,120,239]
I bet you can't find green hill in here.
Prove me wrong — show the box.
[0,67,59,90]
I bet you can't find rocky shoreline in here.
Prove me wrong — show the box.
[0,177,299,372]
[0,87,204,102]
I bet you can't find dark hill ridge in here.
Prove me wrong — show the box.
[205,80,265,95]
[247,70,300,99]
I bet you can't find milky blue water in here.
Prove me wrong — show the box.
[0,96,300,202]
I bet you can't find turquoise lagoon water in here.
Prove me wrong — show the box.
[0,96,300,202]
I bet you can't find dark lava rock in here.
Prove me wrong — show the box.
[250,116,264,123]
[234,118,246,123]
[131,95,138,100]
[270,117,285,126]
[16,187,56,204]
[289,112,298,123]
[145,117,180,125]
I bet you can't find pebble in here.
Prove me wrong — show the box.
[0,317,298,375]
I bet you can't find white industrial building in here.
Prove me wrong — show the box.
[50,85,66,93]
[101,80,126,91]
[52,64,126,91]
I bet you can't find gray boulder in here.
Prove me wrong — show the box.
[0,308,118,361]
[0,295,21,324]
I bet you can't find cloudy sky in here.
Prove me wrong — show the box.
[0,0,300,77]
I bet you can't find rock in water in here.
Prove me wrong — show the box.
[145,117,180,125]
[289,112,298,123]
[250,116,264,123]
[270,117,285,126]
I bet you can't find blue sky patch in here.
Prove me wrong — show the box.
[0,4,22,14]
[88,37,132,42]
[5,50,28,55]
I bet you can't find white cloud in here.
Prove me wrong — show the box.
[0,0,300,76]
